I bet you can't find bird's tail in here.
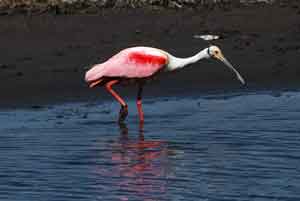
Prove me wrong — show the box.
[84,63,106,83]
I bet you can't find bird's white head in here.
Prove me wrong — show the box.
[207,45,245,85]
[207,45,222,58]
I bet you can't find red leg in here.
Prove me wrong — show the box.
[137,85,144,123]
[105,80,128,122]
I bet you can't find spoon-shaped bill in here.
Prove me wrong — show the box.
[219,57,245,85]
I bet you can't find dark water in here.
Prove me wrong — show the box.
[1,91,300,201]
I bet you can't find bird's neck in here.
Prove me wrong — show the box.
[165,48,209,71]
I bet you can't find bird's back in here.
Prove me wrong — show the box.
[85,47,168,83]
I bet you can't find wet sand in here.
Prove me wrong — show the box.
[1,3,300,108]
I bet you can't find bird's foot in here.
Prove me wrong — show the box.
[118,105,128,123]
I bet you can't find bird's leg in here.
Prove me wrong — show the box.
[105,80,128,123]
[137,84,144,123]
[119,106,128,123]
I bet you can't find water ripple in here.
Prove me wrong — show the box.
[1,91,300,200]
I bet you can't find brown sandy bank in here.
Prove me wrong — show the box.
[0,3,300,108]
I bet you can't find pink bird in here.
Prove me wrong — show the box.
[85,46,245,123]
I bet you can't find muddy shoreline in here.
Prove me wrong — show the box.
[1,3,300,108]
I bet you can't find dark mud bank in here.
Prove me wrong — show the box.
[1,3,300,107]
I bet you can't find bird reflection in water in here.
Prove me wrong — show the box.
[110,122,170,201]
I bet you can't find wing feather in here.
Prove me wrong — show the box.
[85,47,168,83]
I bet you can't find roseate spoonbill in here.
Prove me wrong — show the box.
[85,46,245,123]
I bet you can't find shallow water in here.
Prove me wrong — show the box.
[1,91,300,201]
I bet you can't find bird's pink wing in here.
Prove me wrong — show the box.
[85,47,168,83]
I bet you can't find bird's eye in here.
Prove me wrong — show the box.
[214,50,219,54]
